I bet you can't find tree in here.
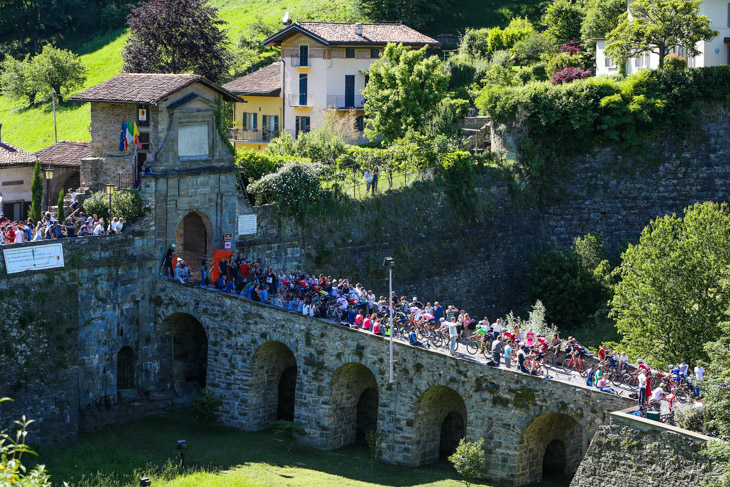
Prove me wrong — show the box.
[544,0,584,45]
[56,189,65,222]
[0,55,41,105]
[29,159,43,222]
[611,202,730,368]
[358,0,448,31]
[230,17,280,78]
[581,0,626,42]
[448,437,485,486]
[605,0,718,69]
[363,43,449,143]
[122,0,232,82]
[704,332,730,486]
[30,45,86,99]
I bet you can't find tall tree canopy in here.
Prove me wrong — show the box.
[543,0,584,45]
[580,0,625,42]
[611,202,730,368]
[362,43,449,143]
[358,0,448,31]
[605,0,717,68]
[123,0,232,82]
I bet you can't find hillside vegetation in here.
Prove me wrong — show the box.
[0,0,545,152]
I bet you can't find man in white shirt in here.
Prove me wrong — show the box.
[93,219,105,236]
[651,386,666,403]
[638,370,647,406]
[447,317,459,356]
[694,365,705,397]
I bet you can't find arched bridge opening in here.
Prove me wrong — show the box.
[158,312,208,397]
[175,211,212,281]
[326,362,379,450]
[413,385,467,465]
[248,341,297,429]
[515,412,584,486]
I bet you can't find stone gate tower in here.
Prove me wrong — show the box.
[70,73,243,269]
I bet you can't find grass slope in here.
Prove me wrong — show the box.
[1,0,546,152]
[34,411,570,487]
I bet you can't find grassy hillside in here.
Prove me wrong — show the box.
[1,0,545,152]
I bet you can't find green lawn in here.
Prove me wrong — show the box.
[33,411,570,487]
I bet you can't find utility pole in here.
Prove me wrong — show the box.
[50,90,58,143]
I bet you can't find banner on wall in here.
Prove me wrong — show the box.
[210,249,234,284]
[3,243,65,274]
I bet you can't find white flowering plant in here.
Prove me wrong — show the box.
[247,161,327,219]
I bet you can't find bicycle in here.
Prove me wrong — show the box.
[562,353,586,376]
[524,355,548,376]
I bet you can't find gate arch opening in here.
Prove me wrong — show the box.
[116,346,135,391]
[515,412,584,486]
[175,212,212,281]
[413,385,467,465]
[327,362,379,449]
[158,313,208,396]
[249,341,297,429]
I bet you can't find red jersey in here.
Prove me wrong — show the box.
[598,348,606,360]
[537,337,549,350]
[239,263,250,277]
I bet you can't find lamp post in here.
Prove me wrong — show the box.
[383,257,395,383]
[105,183,115,219]
[44,167,54,213]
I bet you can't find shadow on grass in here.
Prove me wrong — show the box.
[33,410,569,487]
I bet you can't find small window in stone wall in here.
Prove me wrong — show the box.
[178,122,210,158]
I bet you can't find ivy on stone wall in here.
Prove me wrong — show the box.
[215,96,235,156]
[477,65,730,184]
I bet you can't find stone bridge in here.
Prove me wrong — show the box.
[155,280,633,486]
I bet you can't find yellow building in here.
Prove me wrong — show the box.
[223,62,283,151]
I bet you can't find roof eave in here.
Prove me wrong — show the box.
[264,24,330,47]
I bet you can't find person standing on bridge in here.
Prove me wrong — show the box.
[447,317,459,356]
[160,243,175,277]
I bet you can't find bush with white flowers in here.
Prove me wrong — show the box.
[247,161,327,219]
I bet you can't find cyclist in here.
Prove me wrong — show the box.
[536,334,549,352]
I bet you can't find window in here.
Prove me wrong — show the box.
[295,116,310,138]
[138,132,150,150]
[299,45,309,66]
[605,56,616,68]
[345,47,355,58]
[117,347,135,391]
[365,74,369,86]
[178,122,210,158]
[634,53,649,68]
[355,116,364,132]
[370,48,380,59]
[241,112,258,130]
[262,115,279,139]
[299,74,308,106]
[727,3,730,27]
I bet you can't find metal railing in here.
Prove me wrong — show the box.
[291,58,310,67]
[288,93,313,107]
[326,94,366,109]
[227,129,280,142]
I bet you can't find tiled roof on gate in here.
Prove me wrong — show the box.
[68,73,242,105]
[33,141,91,167]
[0,140,35,167]
[223,62,282,96]
[264,22,440,47]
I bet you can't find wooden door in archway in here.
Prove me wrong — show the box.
[176,213,208,281]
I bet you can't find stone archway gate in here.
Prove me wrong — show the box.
[156,280,633,486]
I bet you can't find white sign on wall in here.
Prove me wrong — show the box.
[3,243,65,274]
[238,214,257,235]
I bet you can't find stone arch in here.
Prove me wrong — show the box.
[248,341,297,429]
[52,170,81,205]
[515,412,584,486]
[158,312,208,397]
[413,386,467,465]
[175,211,213,281]
[325,362,379,449]
[116,346,135,391]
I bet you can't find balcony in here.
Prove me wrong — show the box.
[227,129,280,142]
[291,58,311,68]
[326,94,365,110]
[288,93,313,107]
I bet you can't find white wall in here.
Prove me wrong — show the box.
[0,166,33,205]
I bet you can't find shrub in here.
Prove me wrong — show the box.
[677,405,705,433]
[191,390,222,424]
[505,300,559,340]
[448,437,485,486]
[437,151,476,209]
[82,189,144,223]
[236,149,309,184]
[546,52,584,76]
[511,32,559,65]
[247,161,326,219]
[664,53,687,71]
[365,430,385,472]
[551,66,591,84]
[0,397,53,486]
[272,420,306,453]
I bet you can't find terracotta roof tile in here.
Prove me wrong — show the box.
[223,62,282,96]
[267,22,440,47]
[0,140,35,166]
[69,73,242,104]
[33,141,91,167]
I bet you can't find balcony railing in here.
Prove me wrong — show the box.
[326,94,365,109]
[227,129,280,142]
[288,93,313,107]
[291,58,310,67]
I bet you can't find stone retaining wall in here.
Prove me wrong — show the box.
[570,407,715,487]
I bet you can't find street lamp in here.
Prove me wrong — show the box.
[44,166,53,212]
[383,257,395,384]
[105,183,115,219]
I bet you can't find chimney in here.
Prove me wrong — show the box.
[354,23,363,36]
[282,11,291,26]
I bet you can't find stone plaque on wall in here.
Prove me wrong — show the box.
[238,214,257,235]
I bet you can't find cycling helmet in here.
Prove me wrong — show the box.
[638,359,643,363]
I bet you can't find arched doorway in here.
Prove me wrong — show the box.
[515,412,584,486]
[326,362,379,449]
[158,313,208,397]
[248,341,297,430]
[413,385,467,465]
[117,346,135,391]
[175,212,211,281]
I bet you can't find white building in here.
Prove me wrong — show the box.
[246,21,440,141]
[595,0,730,75]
